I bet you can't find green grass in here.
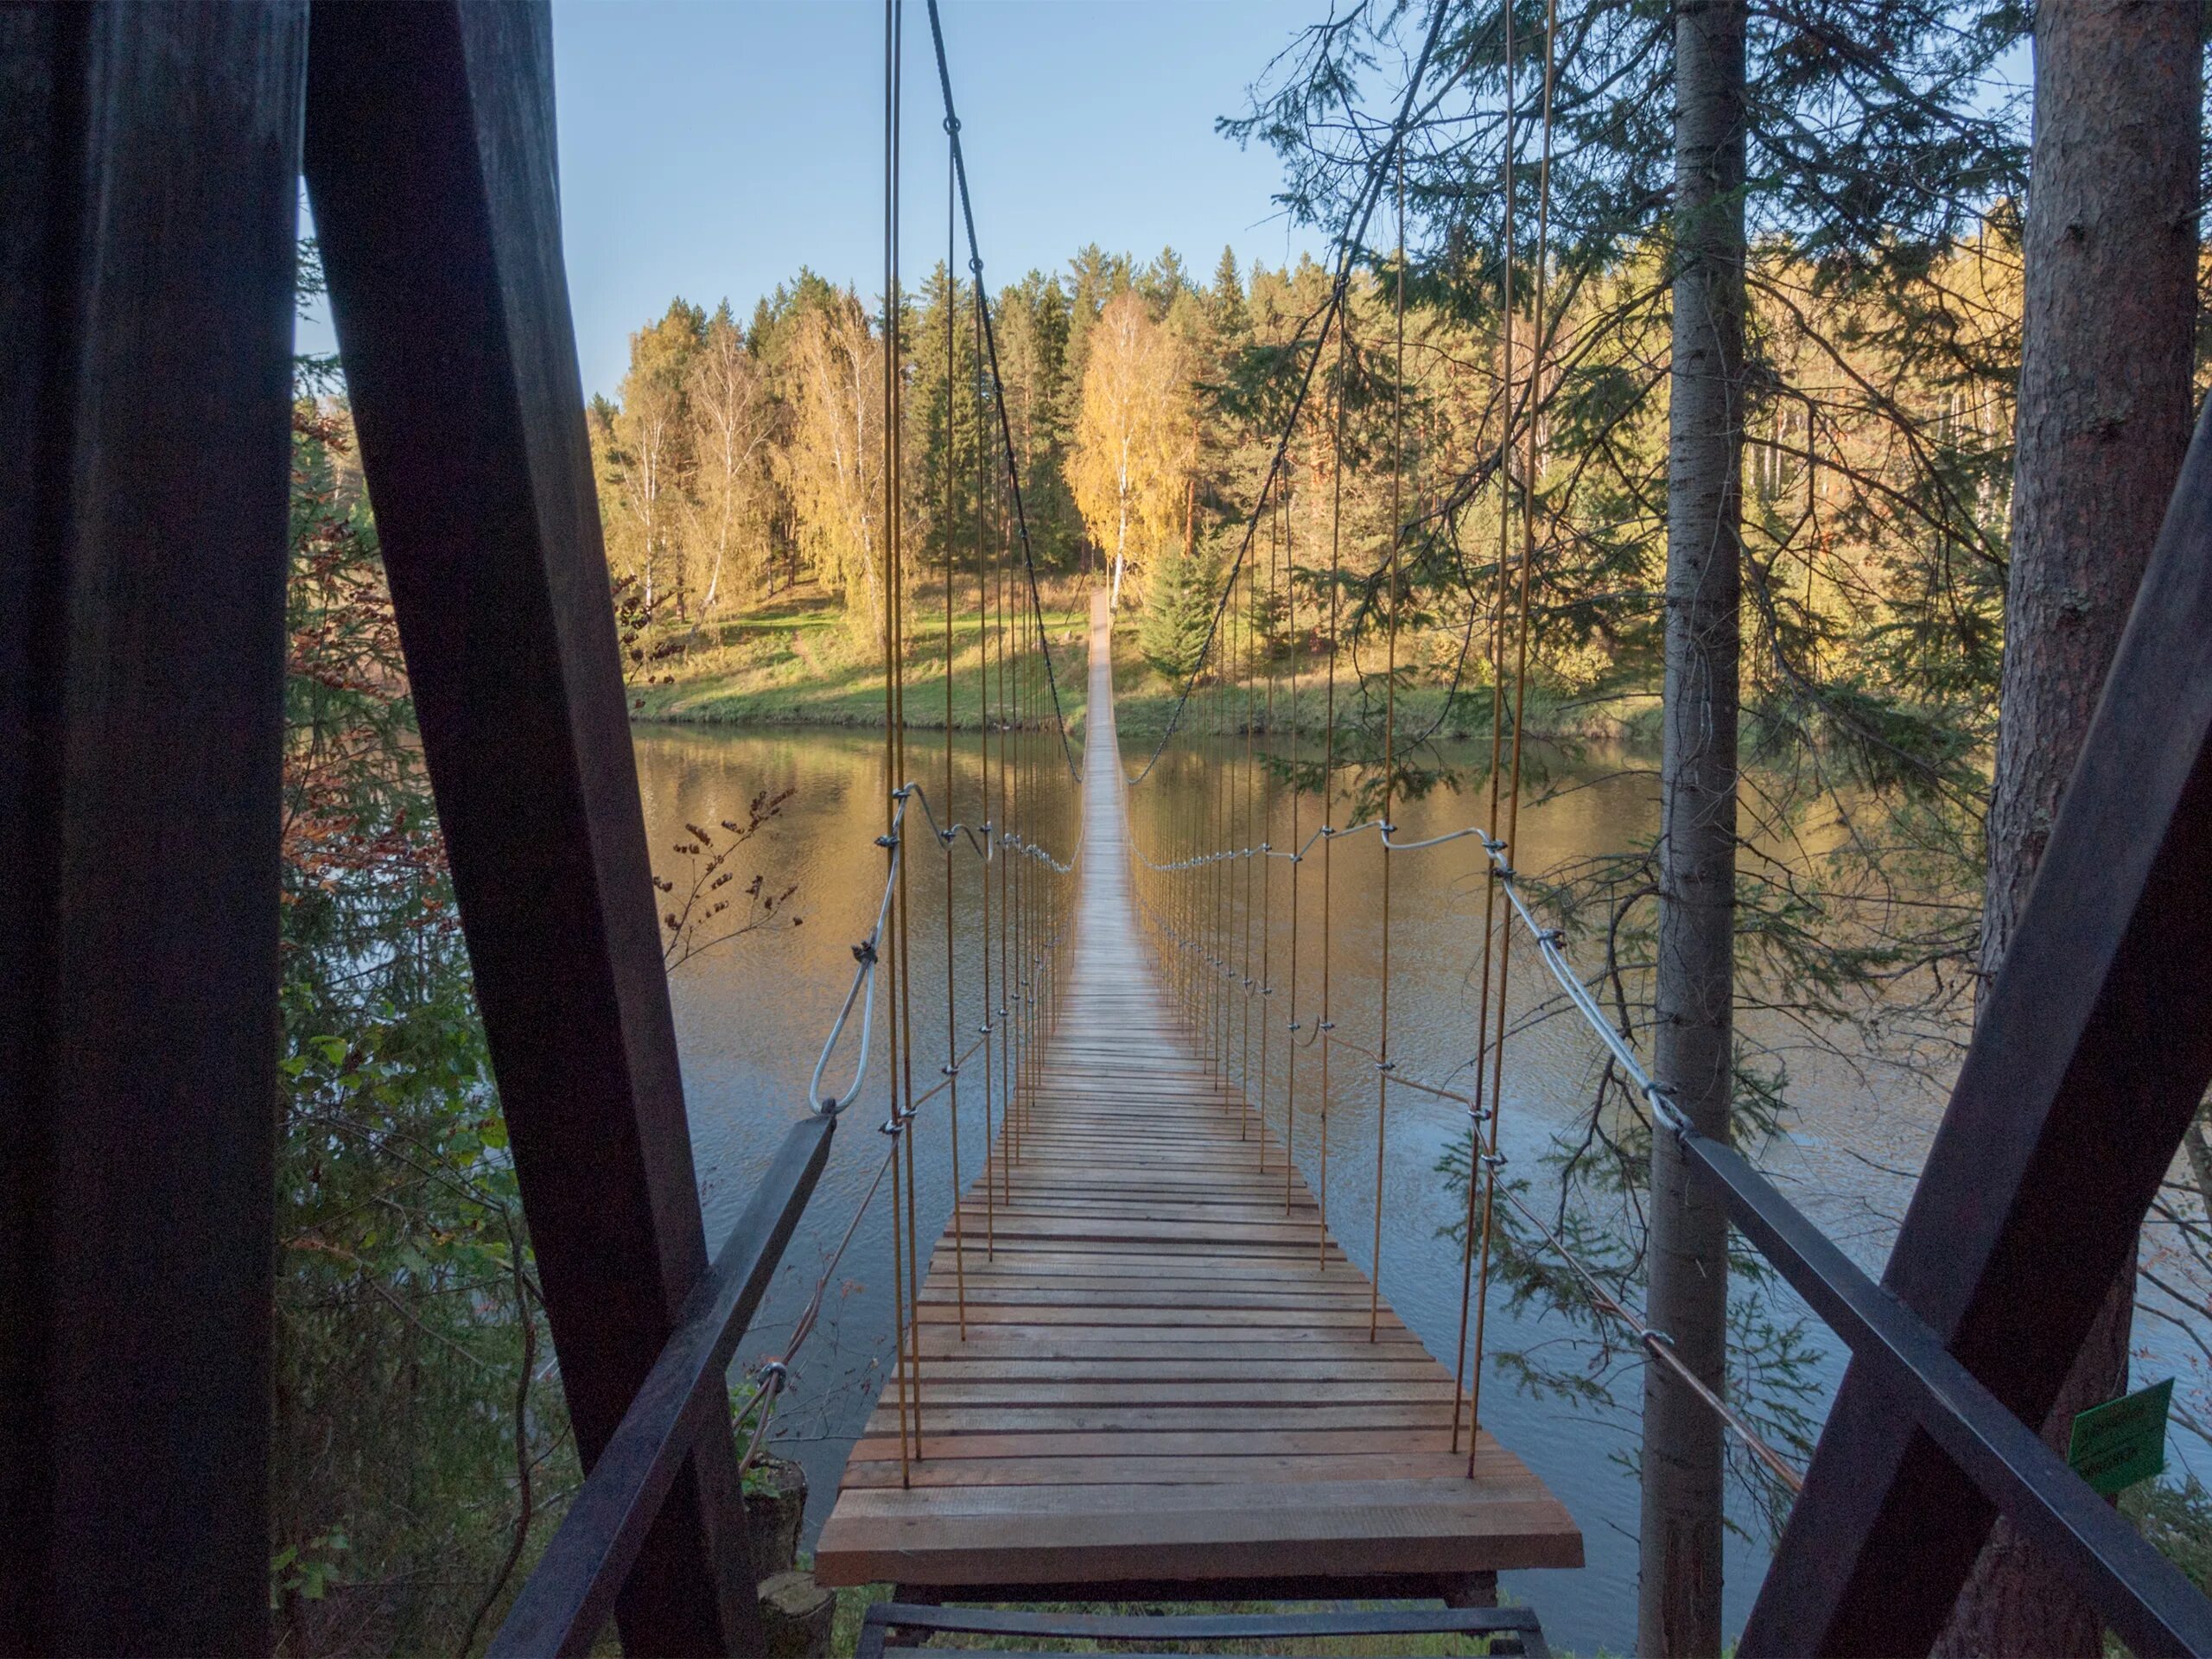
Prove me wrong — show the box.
[1104,649,1644,748]
[631,592,1090,734]
[630,592,1643,747]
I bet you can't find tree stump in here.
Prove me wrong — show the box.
[743,1455,807,1583]
[757,1570,834,1659]
[1442,1570,1498,1609]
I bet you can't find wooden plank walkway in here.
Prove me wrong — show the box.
[813,595,1581,1593]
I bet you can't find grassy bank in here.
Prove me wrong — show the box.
[1105,648,1648,748]
[628,591,1090,734]
[629,593,1642,747]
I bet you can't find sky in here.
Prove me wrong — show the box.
[301,2,1332,401]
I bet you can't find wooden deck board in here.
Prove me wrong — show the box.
[813,598,1581,1592]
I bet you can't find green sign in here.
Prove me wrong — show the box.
[2067,1377,2172,1497]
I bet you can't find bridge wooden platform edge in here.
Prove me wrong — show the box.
[812,595,1581,1593]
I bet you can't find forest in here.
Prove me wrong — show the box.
[588,246,1299,730]
[589,220,2018,757]
[252,2,2212,1656]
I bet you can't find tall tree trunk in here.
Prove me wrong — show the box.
[1936,4,2199,1653]
[704,476,728,615]
[1640,3,1745,1653]
[1112,489,1128,610]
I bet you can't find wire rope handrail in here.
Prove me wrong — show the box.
[1128,799,1702,1139]
[1489,1172,1805,1497]
[810,785,1075,1118]
[1127,791,1821,1487]
[1128,813,1481,873]
[906,779,1080,872]
[1130,740,2212,1653]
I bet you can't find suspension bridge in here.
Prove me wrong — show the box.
[811,594,1583,1599]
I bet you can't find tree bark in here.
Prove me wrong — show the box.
[1936,3,2199,1653]
[1640,3,1745,1654]
[1112,483,1128,609]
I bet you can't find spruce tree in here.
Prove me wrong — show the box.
[1139,539,1221,683]
[1211,245,1249,344]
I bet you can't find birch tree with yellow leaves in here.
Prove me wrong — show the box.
[782,290,887,639]
[1071,289,1192,608]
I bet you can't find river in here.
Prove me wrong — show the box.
[635,718,1956,1654]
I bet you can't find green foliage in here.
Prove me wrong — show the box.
[1139,542,1224,683]
[1198,1,2051,1550]
[2123,1478,2212,1597]
[274,399,570,1656]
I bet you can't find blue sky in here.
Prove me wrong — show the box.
[302,2,1331,400]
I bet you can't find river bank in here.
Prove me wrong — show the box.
[626,597,1648,743]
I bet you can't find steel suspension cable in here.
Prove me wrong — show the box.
[1282,474,1300,1216]
[1219,620,1233,1081]
[1259,487,1279,1178]
[996,506,1014,1194]
[941,124,968,1342]
[1013,500,1025,1162]
[1243,524,1258,1146]
[1460,0,1557,1472]
[1013,511,1029,1159]
[1482,0,1557,1443]
[974,266,997,1262]
[1319,308,1346,1267]
[1369,146,1408,1344]
[1453,0,1518,1462]
[879,0,912,1486]
[892,2,928,1457]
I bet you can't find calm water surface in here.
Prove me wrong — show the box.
[634,721,1948,1655]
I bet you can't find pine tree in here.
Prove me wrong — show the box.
[996,271,1079,567]
[1141,245,1190,310]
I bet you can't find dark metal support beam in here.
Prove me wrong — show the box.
[0,5,306,1652]
[1742,403,2212,1654]
[1678,1121,2212,1655]
[302,4,756,1649]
